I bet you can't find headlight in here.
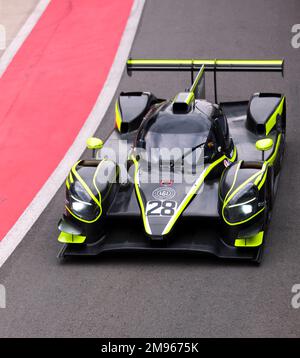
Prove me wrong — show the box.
[223,183,262,224]
[66,182,100,221]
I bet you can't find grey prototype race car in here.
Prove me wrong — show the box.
[57,58,286,263]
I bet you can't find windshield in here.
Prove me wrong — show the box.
[144,113,210,147]
[139,112,212,165]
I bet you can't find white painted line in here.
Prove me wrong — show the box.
[0,0,145,268]
[0,0,51,78]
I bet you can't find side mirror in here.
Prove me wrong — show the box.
[255,138,273,161]
[136,138,146,148]
[86,137,103,158]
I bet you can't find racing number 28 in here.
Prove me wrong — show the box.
[146,200,177,216]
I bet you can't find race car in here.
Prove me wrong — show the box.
[57,58,286,263]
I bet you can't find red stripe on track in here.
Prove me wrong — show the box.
[0,0,133,239]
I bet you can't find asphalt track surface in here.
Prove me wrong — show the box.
[0,0,300,337]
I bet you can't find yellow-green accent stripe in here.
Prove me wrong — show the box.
[162,147,237,235]
[234,231,264,247]
[69,171,74,183]
[254,162,269,190]
[71,161,101,206]
[265,97,285,135]
[185,92,195,104]
[190,65,205,93]
[224,160,242,203]
[222,168,265,226]
[115,99,122,132]
[58,231,86,244]
[266,133,282,166]
[65,161,103,224]
[132,155,151,234]
[127,59,283,66]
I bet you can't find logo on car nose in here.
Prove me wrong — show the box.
[152,187,176,201]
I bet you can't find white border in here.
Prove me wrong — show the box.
[0,0,146,268]
[0,0,51,78]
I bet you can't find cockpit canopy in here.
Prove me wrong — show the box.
[135,101,218,165]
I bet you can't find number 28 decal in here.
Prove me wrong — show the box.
[146,200,177,216]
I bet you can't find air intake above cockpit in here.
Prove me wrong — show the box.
[172,92,195,113]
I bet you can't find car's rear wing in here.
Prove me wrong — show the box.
[127,59,284,73]
[126,59,284,103]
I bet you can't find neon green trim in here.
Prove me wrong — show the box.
[224,170,261,205]
[215,59,282,66]
[255,162,269,190]
[66,178,70,190]
[58,231,86,244]
[127,59,283,66]
[222,168,265,226]
[71,162,101,206]
[190,65,205,93]
[115,100,122,131]
[65,205,102,224]
[266,133,282,166]
[257,170,268,190]
[173,92,195,105]
[132,155,151,234]
[92,159,106,202]
[224,160,242,202]
[225,206,265,227]
[162,147,237,235]
[66,161,103,224]
[222,160,270,226]
[265,97,285,135]
[69,172,74,184]
[234,231,264,247]
[256,138,273,151]
[185,92,195,104]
